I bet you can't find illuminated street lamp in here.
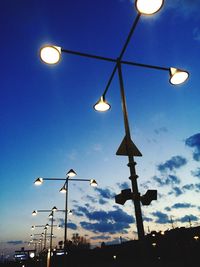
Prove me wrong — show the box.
[39,1,189,240]
[31,207,64,252]
[34,169,97,253]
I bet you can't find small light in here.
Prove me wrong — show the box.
[40,45,61,65]
[160,231,165,235]
[68,209,73,215]
[34,178,43,185]
[29,252,35,258]
[90,179,98,187]
[59,185,67,193]
[113,255,117,260]
[32,210,37,216]
[194,236,199,240]
[49,212,53,218]
[93,96,111,112]
[169,67,189,85]
[135,0,164,15]
[52,206,58,212]
[152,242,157,247]
[67,169,77,177]
[45,224,50,228]
[31,226,35,230]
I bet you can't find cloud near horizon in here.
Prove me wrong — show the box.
[185,133,200,161]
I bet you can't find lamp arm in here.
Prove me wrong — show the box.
[61,48,116,63]
[121,60,169,71]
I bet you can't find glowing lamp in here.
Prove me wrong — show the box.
[40,45,61,64]
[135,0,164,15]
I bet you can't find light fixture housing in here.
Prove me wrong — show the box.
[93,96,111,112]
[59,185,67,193]
[32,210,37,216]
[52,206,58,212]
[31,225,35,230]
[40,45,61,65]
[90,179,98,187]
[68,209,73,215]
[135,0,164,15]
[169,67,189,85]
[67,169,77,177]
[48,212,53,218]
[34,177,43,185]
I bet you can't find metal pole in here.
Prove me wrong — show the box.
[50,212,54,251]
[44,228,47,249]
[64,177,69,253]
[117,60,145,240]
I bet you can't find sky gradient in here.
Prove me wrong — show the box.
[1,0,200,259]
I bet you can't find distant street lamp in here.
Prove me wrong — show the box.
[34,169,97,254]
[38,1,189,240]
[31,207,64,252]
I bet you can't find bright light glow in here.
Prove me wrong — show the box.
[90,179,98,187]
[93,96,111,112]
[152,242,157,247]
[29,252,35,258]
[34,177,43,185]
[194,236,199,240]
[52,206,58,212]
[67,169,77,177]
[68,209,72,215]
[31,225,35,230]
[135,0,164,15]
[32,210,37,216]
[40,45,61,64]
[59,186,67,193]
[169,67,189,85]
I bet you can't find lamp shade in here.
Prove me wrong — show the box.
[90,179,98,187]
[135,0,164,15]
[169,67,189,85]
[52,206,58,212]
[34,177,43,185]
[32,210,37,216]
[59,185,67,193]
[93,96,111,112]
[67,169,77,177]
[40,45,61,64]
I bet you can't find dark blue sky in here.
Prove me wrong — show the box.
[1,0,200,257]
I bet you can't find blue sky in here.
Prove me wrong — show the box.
[1,0,200,258]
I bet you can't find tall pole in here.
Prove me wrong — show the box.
[50,212,54,251]
[64,177,69,253]
[44,227,47,249]
[117,60,145,240]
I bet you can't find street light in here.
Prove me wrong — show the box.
[34,169,97,253]
[31,207,64,252]
[39,1,189,240]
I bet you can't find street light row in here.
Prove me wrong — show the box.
[32,169,98,256]
[36,0,190,242]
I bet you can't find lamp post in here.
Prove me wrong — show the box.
[38,1,189,240]
[34,169,97,253]
[32,207,64,251]
[31,224,50,249]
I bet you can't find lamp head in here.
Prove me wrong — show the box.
[34,177,43,185]
[169,67,189,85]
[67,169,77,177]
[59,185,67,193]
[93,96,111,112]
[52,206,58,212]
[135,0,164,15]
[31,225,35,230]
[32,210,37,216]
[68,209,73,215]
[48,212,53,218]
[45,224,49,228]
[40,45,61,65]
[90,179,98,187]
